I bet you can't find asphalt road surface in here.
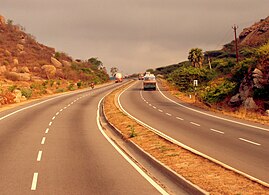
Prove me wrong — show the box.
[0,83,163,195]
[119,80,269,184]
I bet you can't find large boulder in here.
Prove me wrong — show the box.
[243,97,258,110]
[0,66,7,75]
[51,57,62,68]
[16,44,24,51]
[4,72,31,81]
[229,93,242,107]
[18,66,30,73]
[252,68,266,88]
[13,58,19,65]
[41,65,56,79]
[62,60,72,67]
[0,15,5,25]
[13,89,27,103]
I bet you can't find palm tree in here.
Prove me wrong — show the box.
[188,48,204,68]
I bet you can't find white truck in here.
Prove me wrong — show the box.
[143,74,156,90]
[114,72,123,83]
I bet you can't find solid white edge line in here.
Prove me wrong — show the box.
[156,83,269,132]
[37,151,42,161]
[118,82,269,188]
[239,138,261,146]
[31,172,38,190]
[210,128,224,134]
[97,93,168,195]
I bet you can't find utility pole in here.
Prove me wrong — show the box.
[232,24,239,63]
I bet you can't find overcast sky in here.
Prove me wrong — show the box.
[1,0,268,74]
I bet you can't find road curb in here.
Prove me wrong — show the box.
[99,99,209,195]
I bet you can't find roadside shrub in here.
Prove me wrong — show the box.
[56,88,65,93]
[67,83,75,91]
[8,85,17,92]
[168,65,216,92]
[77,81,82,88]
[21,88,33,99]
[211,58,236,74]
[200,79,236,104]
[231,59,252,83]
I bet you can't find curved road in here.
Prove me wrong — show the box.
[119,80,269,183]
[0,83,163,195]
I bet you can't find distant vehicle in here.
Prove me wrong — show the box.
[114,72,123,83]
[138,73,144,80]
[143,74,156,90]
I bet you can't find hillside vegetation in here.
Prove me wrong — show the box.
[0,15,109,106]
[155,16,269,115]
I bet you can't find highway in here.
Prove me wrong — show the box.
[119,80,269,184]
[0,83,163,195]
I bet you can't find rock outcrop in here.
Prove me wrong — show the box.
[51,57,62,68]
[0,15,5,25]
[239,16,269,47]
[41,65,56,79]
[13,89,27,103]
[4,72,31,81]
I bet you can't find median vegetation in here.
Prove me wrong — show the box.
[103,82,269,195]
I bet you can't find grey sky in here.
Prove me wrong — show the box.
[1,0,268,74]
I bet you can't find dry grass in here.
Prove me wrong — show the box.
[104,82,269,195]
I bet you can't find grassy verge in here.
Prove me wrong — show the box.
[158,79,269,126]
[103,82,269,195]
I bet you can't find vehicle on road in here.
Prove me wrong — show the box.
[115,72,123,83]
[138,73,144,80]
[143,74,156,90]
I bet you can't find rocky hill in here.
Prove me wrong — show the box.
[0,15,109,106]
[239,16,269,47]
[223,16,269,51]
[154,15,269,116]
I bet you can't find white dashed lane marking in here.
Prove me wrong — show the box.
[166,113,172,116]
[239,138,261,146]
[37,151,42,162]
[56,112,59,116]
[31,173,38,190]
[190,122,201,127]
[210,128,224,134]
[41,137,46,145]
[49,122,52,126]
[45,128,49,134]
[52,116,56,120]
[158,109,163,112]
[153,106,156,109]
[176,117,184,121]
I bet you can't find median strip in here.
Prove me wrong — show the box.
[103,82,269,195]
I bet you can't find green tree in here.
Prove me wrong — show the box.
[110,67,118,76]
[188,48,204,68]
[88,57,103,68]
